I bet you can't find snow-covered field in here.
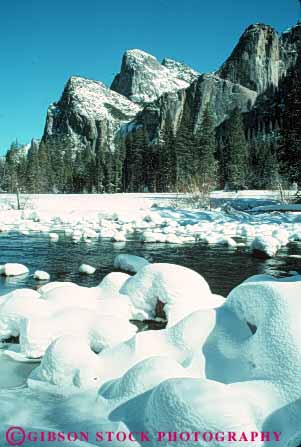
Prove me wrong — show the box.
[0,192,300,446]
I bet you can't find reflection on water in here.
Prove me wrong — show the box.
[0,232,300,297]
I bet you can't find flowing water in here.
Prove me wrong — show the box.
[0,232,301,296]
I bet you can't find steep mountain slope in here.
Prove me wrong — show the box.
[217,24,280,93]
[110,49,199,105]
[218,23,301,93]
[43,76,141,153]
[134,74,258,143]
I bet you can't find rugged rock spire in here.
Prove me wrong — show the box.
[111,49,199,105]
[217,24,280,93]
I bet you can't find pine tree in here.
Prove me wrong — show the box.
[61,146,74,192]
[279,67,301,187]
[125,128,145,192]
[48,145,65,192]
[223,108,249,190]
[158,126,177,192]
[112,142,126,193]
[26,143,40,193]
[174,111,196,191]
[249,139,279,189]
[195,105,218,192]
[37,142,53,192]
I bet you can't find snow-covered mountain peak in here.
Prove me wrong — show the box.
[162,58,200,84]
[64,76,141,120]
[111,49,194,105]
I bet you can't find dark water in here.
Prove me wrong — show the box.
[0,232,300,297]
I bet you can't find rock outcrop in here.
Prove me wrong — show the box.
[134,74,258,143]
[217,24,280,93]
[280,23,301,77]
[110,49,198,105]
[218,23,301,94]
[43,76,141,153]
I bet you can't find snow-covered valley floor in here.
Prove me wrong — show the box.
[0,192,301,446]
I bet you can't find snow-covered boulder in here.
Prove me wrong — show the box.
[98,356,192,413]
[225,278,301,389]
[49,233,59,241]
[27,308,215,391]
[251,235,280,258]
[38,281,77,295]
[20,308,137,358]
[41,285,100,311]
[0,289,48,340]
[114,254,150,273]
[28,336,103,392]
[79,264,96,275]
[111,378,262,447]
[90,310,216,387]
[1,263,29,276]
[96,272,130,299]
[120,263,223,324]
[33,270,50,281]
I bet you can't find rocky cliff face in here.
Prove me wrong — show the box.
[110,49,198,105]
[135,74,258,143]
[280,23,301,77]
[41,22,301,166]
[43,76,141,153]
[217,24,281,93]
[218,23,301,93]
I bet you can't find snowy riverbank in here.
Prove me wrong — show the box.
[0,192,300,259]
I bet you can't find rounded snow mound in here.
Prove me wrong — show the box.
[0,263,29,276]
[111,378,261,446]
[20,308,137,358]
[0,289,48,340]
[121,263,224,324]
[98,356,191,412]
[28,336,103,393]
[114,254,149,273]
[225,278,301,386]
[96,272,130,299]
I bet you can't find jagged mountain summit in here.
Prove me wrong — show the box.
[43,76,141,153]
[110,49,200,105]
[38,21,301,192]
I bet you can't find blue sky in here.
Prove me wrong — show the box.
[0,0,298,154]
